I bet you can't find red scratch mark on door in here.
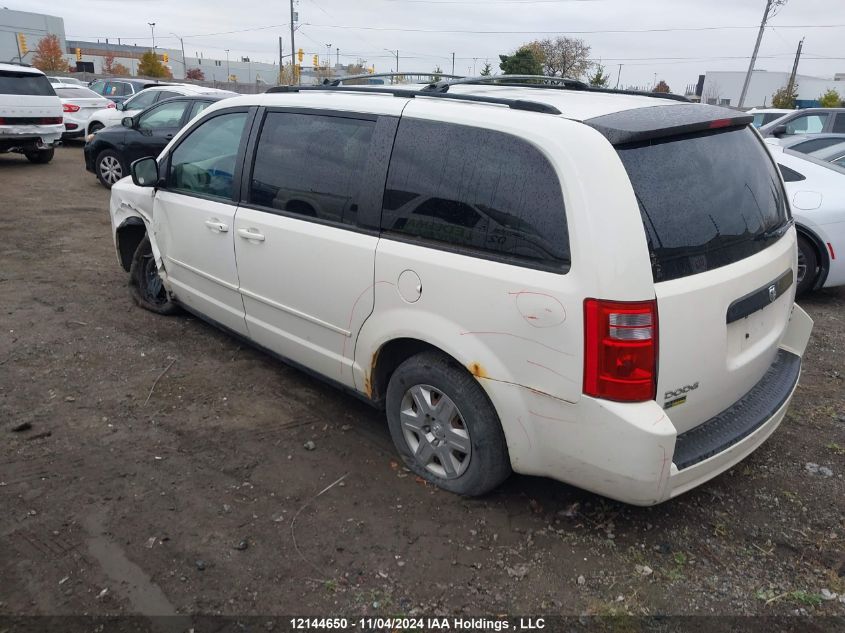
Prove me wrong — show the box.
[459,331,572,356]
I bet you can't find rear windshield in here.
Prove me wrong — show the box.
[0,71,55,96]
[55,87,100,99]
[617,126,789,283]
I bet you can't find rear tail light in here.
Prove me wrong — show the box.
[0,117,5,125]
[107,102,116,109]
[584,299,658,402]
[63,104,80,113]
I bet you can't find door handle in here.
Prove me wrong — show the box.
[165,134,174,139]
[204,220,229,232]
[237,228,265,242]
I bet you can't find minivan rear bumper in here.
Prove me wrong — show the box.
[503,304,813,505]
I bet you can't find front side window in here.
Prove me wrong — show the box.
[155,90,182,102]
[125,89,158,111]
[138,101,189,130]
[249,112,375,226]
[169,111,248,200]
[381,118,570,271]
[190,101,212,119]
[785,113,828,135]
[833,114,845,134]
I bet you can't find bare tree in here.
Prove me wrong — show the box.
[528,37,592,79]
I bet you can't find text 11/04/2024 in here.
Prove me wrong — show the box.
[289,617,547,630]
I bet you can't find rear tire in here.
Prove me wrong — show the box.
[796,235,819,297]
[95,149,125,188]
[25,148,54,164]
[385,351,511,496]
[129,236,180,315]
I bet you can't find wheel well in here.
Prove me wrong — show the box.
[369,338,457,406]
[116,219,147,272]
[796,225,830,288]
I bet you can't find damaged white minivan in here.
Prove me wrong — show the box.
[108,76,813,505]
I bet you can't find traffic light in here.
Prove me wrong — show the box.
[163,53,169,63]
[75,48,82,61]
[312,54,319,67]
[369,66,375,74]
[17,33,27,55]
[297,48,304,63]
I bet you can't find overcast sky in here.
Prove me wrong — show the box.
[14,0,845,90]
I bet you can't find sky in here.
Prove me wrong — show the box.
[13,0,845,91]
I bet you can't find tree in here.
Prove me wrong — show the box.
[587,63,609,87]
[654,80,671,93]
[480,61,493,76]
[528,36,592,79]
[432,65,443,82]
[499,46,542,75]
[819,88,842,108]
[137,51,169,78]
[771,83,798,109]
[112,62,131,76]
[102,53,116,74]
[32,34,66,72]
[186,67,205,81]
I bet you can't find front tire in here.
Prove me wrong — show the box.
[386,351,511,496]
[95,149,125,188]
[796,235,819,297]
[88,121,104,135]
[25,148,54,164]
[129,236,179,315]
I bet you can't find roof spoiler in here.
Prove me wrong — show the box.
[584,103,754,145]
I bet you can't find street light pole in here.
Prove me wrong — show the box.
[148,22,156,51]
[225,49,230,81]
[326,43,332,68]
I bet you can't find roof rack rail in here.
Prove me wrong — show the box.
[325,72,465,87]
[264,84,562,115]
[422,74,690,103]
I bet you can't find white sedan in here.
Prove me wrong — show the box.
[767,141,845,295]
[85,84,237,137]
[53,83,114,140]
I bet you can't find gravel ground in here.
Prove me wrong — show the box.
[1,146,844,619]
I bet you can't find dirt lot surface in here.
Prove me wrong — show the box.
[1,146,844,619]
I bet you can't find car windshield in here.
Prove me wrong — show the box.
[0,70,55,96]
[56,87,101,99]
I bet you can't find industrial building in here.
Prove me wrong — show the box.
[699,70,844,108]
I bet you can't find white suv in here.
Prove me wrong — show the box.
[0,63,63,163]
[108,77,814,505]
[85,84,237,137]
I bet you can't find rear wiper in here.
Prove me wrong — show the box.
[755,218,794,241]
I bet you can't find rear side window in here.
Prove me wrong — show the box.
[617,127,788,283]
[169,111,248,201]
[0,71,55,96]
[790,137,843,154]
[249,112,375,226]
[381,119,570,271]
[778,164,805,182]
[833,115,845,134]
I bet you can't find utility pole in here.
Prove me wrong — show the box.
[279,36,284,83]
[785,36,804,102]
[738,0,786,108]
[225,49,230,81]
[336,47,339,67]
[615,64,623,89]
[148,22,156,51]
[289,0,296,84]
[171,33,187,76]
[451,52,455,75]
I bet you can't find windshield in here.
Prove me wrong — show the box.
[618,126,789,282]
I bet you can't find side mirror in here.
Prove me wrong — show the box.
[131,157,160,188]
[122,116,135,128]
[115,102,125,111]
[772,124,788,137]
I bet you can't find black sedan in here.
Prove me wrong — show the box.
[84,94,231,188]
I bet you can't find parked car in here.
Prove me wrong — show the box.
[54,83,114,140]
[85,84,236,136]
[88,78,173,106]
[771,133,845,155]
[807,140,845,168]
[107,79,813,505]
[47,76,87,87]
[759,107,845,138]
[84,94,230,188]
[766,143,845,294]
[0,62,62,163]
[747,107,792,128]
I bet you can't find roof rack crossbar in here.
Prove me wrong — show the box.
[421,74,690,103]
[264,84,562,115]
[326,72,465,87]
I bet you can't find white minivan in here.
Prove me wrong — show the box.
[108,77,813,505]
[0,63,63,163]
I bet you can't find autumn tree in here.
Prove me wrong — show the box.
[588,63,610,87]
[112,62,130,76]
[186,67,205,80]
[771,84,798,109]
[32,34,66,72]
[499,46,542,75]
[102,53,115,73]
[480,61,493,76]
[529,36,592,79]
[654,80,671,93]
[137,50,168,78]
[819,88,842,108]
